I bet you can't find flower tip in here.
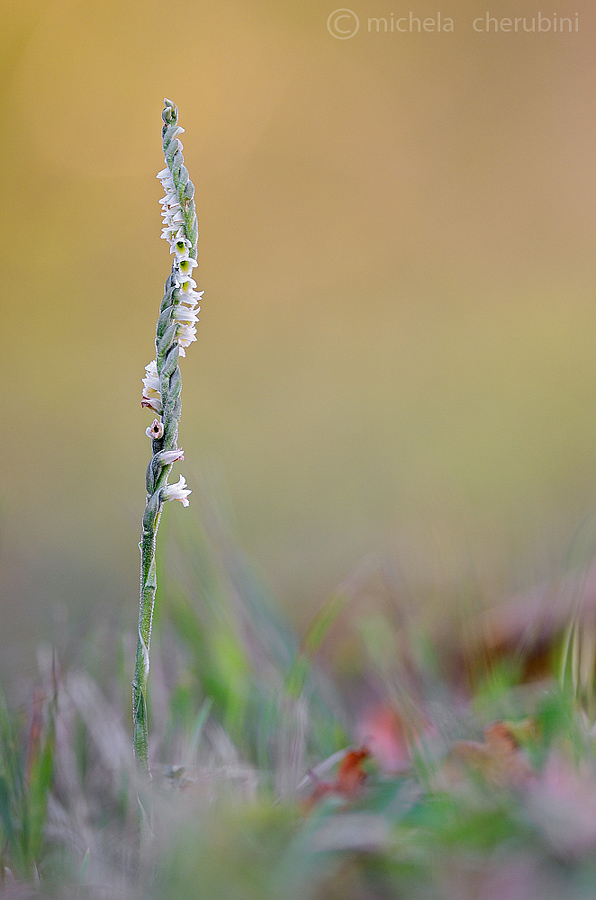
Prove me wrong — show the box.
[162,99,178,125]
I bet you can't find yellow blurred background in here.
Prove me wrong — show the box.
[1,0,596,665]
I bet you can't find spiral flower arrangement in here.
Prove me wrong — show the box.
[133,100,203,775]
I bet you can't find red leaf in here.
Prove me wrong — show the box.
[304,746,370,812]
[335,748,370,796]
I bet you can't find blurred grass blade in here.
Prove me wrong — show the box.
[79,848,90,883]
[184,696,213,766]
[0,774,16,849]
[286,590,350,699]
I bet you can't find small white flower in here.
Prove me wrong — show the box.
[173,305,200,325]
[141,360,162,413]
[176,323,197,355]
[161,226,177,243]
[157,168,177,190]
[159,448,185,465]
[162,475,191,507]
[161,200,180,216]
[180,298,201,313]
[177,256,198,277]
[143,359,159,388]
[172,237,191,258]
[161,204,180,221]
[179,289,203,309]
[178,276,198,294]
[141,397,162,413]
[146,418,164,440]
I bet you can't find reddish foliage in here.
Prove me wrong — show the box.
[357,702,438,774]
[446,719,535,789]
[335,748,370,794]
[304,746,370,812]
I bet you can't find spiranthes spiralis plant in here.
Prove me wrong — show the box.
[133,99,202,776]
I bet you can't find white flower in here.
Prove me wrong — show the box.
[161,204,181,223]
[143,359,159,388]
[160,188,179,204]
[177,256,197,278]
[178,276,198,294]
[141,397,162,413]
[180,287,204,306]
[161,225,178,243]
[141,360,162,413]
[158,168,185,244]
[172,236,191,258]
[176,323,197,356]
[179,294,201,311]
[161,201,180,219]
[175,285,200,305]
[146,418,164,440]
[162,475,191,507]
[173,305,200,325]
[157,448,185,465]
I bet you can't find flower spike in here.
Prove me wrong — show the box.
[134,100,202,776]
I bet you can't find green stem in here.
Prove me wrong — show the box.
[133,509,161,775]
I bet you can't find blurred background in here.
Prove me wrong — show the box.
[1,0,596,675]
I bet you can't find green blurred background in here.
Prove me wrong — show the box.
[1,0,595,667]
